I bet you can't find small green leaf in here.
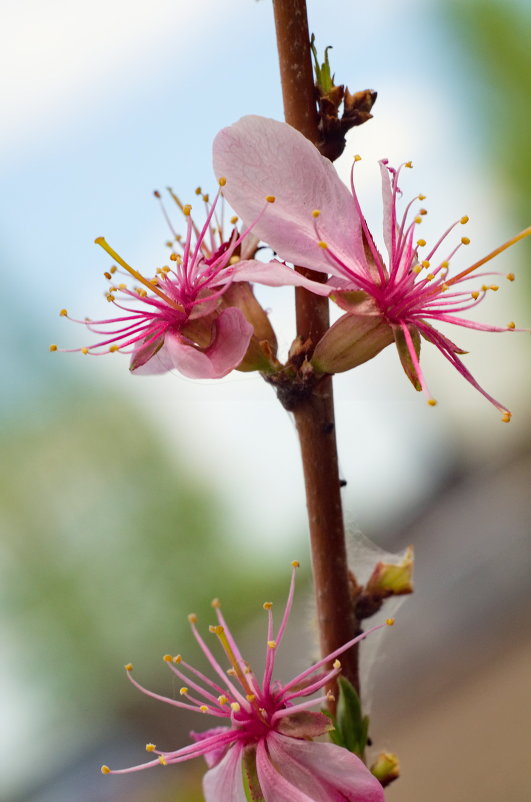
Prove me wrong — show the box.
[333,676,370,759]
[310,33,335,93]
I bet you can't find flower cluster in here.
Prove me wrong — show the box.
[101,562,391,801]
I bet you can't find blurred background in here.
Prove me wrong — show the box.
[1,0,530,800]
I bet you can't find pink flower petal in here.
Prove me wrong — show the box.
[213,115,364,275]
[130,340,174,375]
[203,743,247,802]
[231,259,333,295]
[165,308,253,379]
[190,727,233,769]
[255,739,316,802]
[267,733,385,802]
[378,160,395,262]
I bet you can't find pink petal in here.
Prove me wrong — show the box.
[255,739,316,802]
[213,115,363,276]
[165,307,253,379]
[190,727,233,769]
[267,733,385,802]
[130,340,174,375]
[203,743,247,802]
[378,160,395,262]
[231,259,334,295]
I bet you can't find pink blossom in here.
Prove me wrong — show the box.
[101,562,389,802]
[213,115,529,419]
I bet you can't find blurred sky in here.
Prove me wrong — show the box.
[1,0,530,799]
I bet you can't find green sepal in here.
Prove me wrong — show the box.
[331,676,370,759]
[310,34,335,94]
[242,746,264,802]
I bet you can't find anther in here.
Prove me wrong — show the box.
[291,560,300,568]
[501,413,512,423]
[202,194,209,203]
[414,216,422,224]
[104,271,112,280]
[81,347,89,355]
[333,659,341,669]
[312,210,321,218]
[200,705,208,713]
[218,695,228,705]
[109,345,119,353]
[229,255,239,265]
[218,177,227,187]
[246,694,256,702]
[405,161,413,168]
[146,743,156,752]
[227,668,236,677]
[386,618,395,626]
[263,602,273,610]
[490,285,499,291]
[101,765,111,775]
[267,640,277,649]
[413,265,422,275]
[441,283,449,291]
[230,702,241,713]
[416,239,426,247]
[154,190,161,198]
[427,399,438,407]
[173,655,182,664]
[211,598,221,609]
[421,260,430,268]
[318,241,328,249]
[159,755,167,766]
[507,322,516,329]
[265,195,276,203]
[419,208,428,216]
[49,344,58,352]
[106,294,115,302]
[354,154,362,162]
[124,663,133,671]
[460,216,469,225]
[326,692,335,702]
[461,236,470,245]
[180,687,188,696]
[506,273,515,281]
[418,194,426,200]
[230,215,238,224]
[170,253,178,261]
[426,274,434,281]
[195,187,202,195]
[163,654,172,663]
[183,204,192,216]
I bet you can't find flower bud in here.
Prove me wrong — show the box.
[370,752,400,787]
[365,546,414,598]
[312,313,393,374]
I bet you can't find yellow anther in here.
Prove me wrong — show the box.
[159,755,167,766]
[230,215,239,224]
[326,692,335,702]
[413,265,422,275]
[267,640,277,649]
[110,265,117,274]
[106,294,115,302]
[101,765,111,775]
[227,668,236,677]
[146,743,156,752]
[81,347,89,355]
[218,695,229,705]
[183,204,192,216]
[104,271,112,280]
[490,284,499,291]
[218,177,227,187]
[312,209,321,218]
[118,283,127,289]
[211,598,221,609]
[230,702,241,713]
[441,283,449,292]
[318,240,328,249]
[507,321,516,329]
[188,614,197,624]
[354,154,362,162]
[418,193,426,200]
[481,284,489,292]
[405,161,413,168]
[461,236,470,245]
[265,195,276,203]
[422,260,430,268]
[49,344,58,352]
[124,663,133,671]
[291,560,300,568]
[506,273,515,281]
[195,186,202,195]
[163,654,172,663]
[501,413,512,423]
[200,705,208,713]
[416,239,426,247]
[427,399,437,407]
[263,602,273,610]
[246,694,256,702]
[460,215,469,225]
[179,687,188,696]
[170,253,178,261]
[426,274,434,281]
[173,655,182,664]
[175,234,182,242]
[414,216,422,224]
[386,617,395,626]
[333,659,341,669]
[109,345,119,353]
[209,624,224,635]
[419,208,428,216]
[59,308,68,317]
[229,255,240,265]
[202,194,209,203]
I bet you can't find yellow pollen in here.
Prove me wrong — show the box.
[506,273,515,281]
[218,695,228,705]
[49,344,58,352]
[110,266,117,273]
[210,625,224,635]
[211,598,221,608]
[59,308,68,316]
[291,560,300,568]
[173,655,182,664]
[170,253,178,261]
[318,240,328,249]
[246,694,256,702]
[312,209,321,218]
[263,602,273,610]
[146,743,156,752]
[501,413,512,423]
[230,215,239,224]
[460,216,469,224]
[426,274,434,281]
[81,347,89,355]
[183,204,192,216]
[106,294,115,302]
[163,654,172,663]
[229,255,240,265]
[413,265,422,275]
[441,283,449,291]
[386,618,395,626]
[481,284,489,292]
[507,321,516,329]
[416,239,426,247]
[230,702,241,712]
[461,236,470,245]
[202,194,209,203]
[418,194,426,200]
[227,668,236,676]
[159,755,167,766]
[419,208,428,216]
[118,283,127,289]
[188,613,197,624]
[405,161,413,168]
[490,284,499,291]
[179,687,188,695]
[109,345,119,353]
[333,659,341,669]
[218,177,227,187]
[175,234,182,242]
[414,216,422,224]
[267,640,277,649]
[101,765,111,775]
[427,399,438,407]
[124,663,133,671]
[265,195,276,203]
[200,705,208,713]
[354,154,362,162]
[422,260,430,268]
